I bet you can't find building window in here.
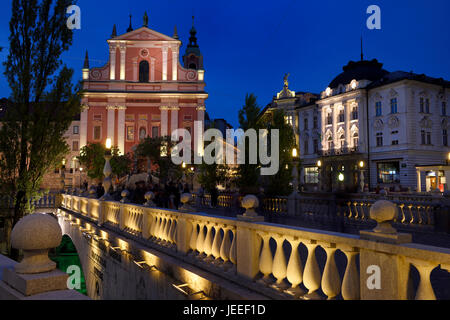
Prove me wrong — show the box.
[73,126,79,134]
[304,167,319,184]
[375,101,382,117]
[93,126,101,140]
[443,129,448,147]
[313,116,318,129]
[443,102,447,116]
[304,118,308,130]
[339,134,345,148]
[351,107,358,120]
[139,60,149,82]
[353,132,359,147]
[72,141,79,151]
[420,97,424,113]
[391,130,399,135]
[376,132,383,147]
[152,126,159,138]
[392,140,399,145]
[425,98,430,114]
[377,162,400,184]
[126,126,135,141]
[327,136,333,150]
[390,98,398,114]
[326,112,332,125]
[304,140,309,155]
[285,115,294,127]
[421,130,432,145]
[313,139,319,154]
[338,109,345,123]
[139,127,147,140]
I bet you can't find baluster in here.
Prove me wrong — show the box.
[229,229,237,265]
[157,217,165,240]
[196,223,206,254]
[258,233,273,282]
[321,245,341,300]
[417,206,423,225]
[163,217,170,241]
[341,249,360,300]
[272,235,287,286]
[286,238,304,296]
[167,219,175,243]
[220,228,231,262]
[204,223,213,257]
[408,204,415,224]
[411,260,437,300]
[303,242,322,299]
[211,226,222,259]
[353,202,359,219]
[347,202,353,219]
[189,221,199,251]
[399,204,406,224]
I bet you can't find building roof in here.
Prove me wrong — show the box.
[328,59,389,89]
[367,70,450,89]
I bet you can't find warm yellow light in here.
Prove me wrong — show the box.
[359,161,365,168]
[448,152,450,161]
[80,167,83,172]
[62,158,66,166]
[190,167,195,171]
[338,173,345,182]
[106,138,112,149]
[317,160,322,167]
[292,148,298,158]
[182,162,186,169]
[326,87,331,96]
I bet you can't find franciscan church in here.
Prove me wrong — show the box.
[262,52,450,193]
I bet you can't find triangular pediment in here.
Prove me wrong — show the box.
[111,27,179,42]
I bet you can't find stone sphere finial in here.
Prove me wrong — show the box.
[11,213,62,274]
[370,200,398,234]
[180,193,193,205]
[144,191,156,207]
[120,189,130,203]
[241,195,259,217]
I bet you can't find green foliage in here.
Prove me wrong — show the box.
[77,143,131,181]
[135,136,181,184]
[259,109,296,196]
[0,0,80,227]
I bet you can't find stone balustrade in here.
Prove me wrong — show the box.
[59,193,450,300]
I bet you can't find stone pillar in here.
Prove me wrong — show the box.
[176,216,193,254]
[416,170,422,192]
[80,105,89,150]
[119,43,126,81]
[117,106,126,155]
[359,200,412,300]
[162,47,168,81]
[109,45,116,80]
[236,221,261,280]
[160,106,169,136]
[172,48,178,81]
[170,107,179,135]
[107,106,115,145]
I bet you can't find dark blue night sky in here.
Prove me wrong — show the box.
[0,0,449,128]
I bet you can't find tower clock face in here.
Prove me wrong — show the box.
[140,49,149,58]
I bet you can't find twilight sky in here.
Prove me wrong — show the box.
[0,0,449,128]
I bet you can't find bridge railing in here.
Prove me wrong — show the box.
[59,193,450,300]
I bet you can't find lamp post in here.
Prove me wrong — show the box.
[100,138,113,200]
[291,147,299,193]
[60,159,66,192]
[181,161,187,184]
[359,160,365,193]
[317,159,322,192]
[79,167,83,190]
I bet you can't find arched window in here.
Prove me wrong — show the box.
[327,136,333,150]
[139,60,149,82]
[353,132,359,147]
[189,63,197,69]
[339,134,345,148]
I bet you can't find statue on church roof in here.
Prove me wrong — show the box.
[143,11,148,28]
[284,73,290,87]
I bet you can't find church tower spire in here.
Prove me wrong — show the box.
[111,24,117,38]
[127,14,133,32]
[143,11,148,28]
[183,16,203,70]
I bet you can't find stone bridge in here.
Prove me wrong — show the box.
[56,193,450,300]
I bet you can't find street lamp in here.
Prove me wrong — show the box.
[79,167,83,189]
[359,160,365,193]
[61,158,66,192]
[317,159,322,192]
[100,138,113,200]
[291,147,299,193]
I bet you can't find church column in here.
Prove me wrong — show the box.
[172,48,178,81]
[119,42,126,81]
[80,105,89,149]
[196,105,205,123]
[171,107,180,135]
[150,57,155,81]
[117,106,126,155]
[160,106,169,136]
[162,47,168,81]
[109,44,116,80]
[107,106,116,146]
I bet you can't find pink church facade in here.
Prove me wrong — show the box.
[80,19,207,156]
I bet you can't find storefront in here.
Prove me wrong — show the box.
[416,165,450,192]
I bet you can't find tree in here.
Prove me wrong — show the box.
[0,0,80,245]
[135,136,180,184]
[236,93,261,194]
[259,109,296,196]
[77,143,131,181]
